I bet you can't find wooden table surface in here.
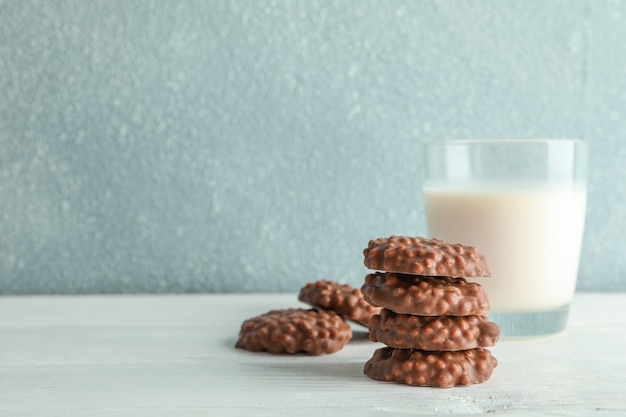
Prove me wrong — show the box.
[1,293,625,416]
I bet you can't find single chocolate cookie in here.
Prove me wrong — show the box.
[298,280,381,326]
[235,308,352,355]
[364,347,498,387]
[368,309,500,351]
[363,236,491,278]
[361,272,490,316]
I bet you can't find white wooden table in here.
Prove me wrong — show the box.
[1,293,625,416]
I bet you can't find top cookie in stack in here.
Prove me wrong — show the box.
[361,236,500,388]
[363,236,491,278]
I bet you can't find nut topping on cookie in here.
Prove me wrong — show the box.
[361,273,490,316]
[363,236,491,278]
[364,347,498,387]
[235,308,352,355]
[298,280,381,326]
[368,309,500,351]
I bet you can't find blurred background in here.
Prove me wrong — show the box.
[1,0,624,294]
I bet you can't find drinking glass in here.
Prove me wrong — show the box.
[422,139,587,337]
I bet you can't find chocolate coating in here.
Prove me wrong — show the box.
[369,309,500,351]
[235,308,352,355]
[298,280,381,326]
[363,236,491,278]
[361,272,490,316]
[364,347,498,387]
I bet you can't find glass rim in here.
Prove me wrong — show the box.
[423,138,586,146]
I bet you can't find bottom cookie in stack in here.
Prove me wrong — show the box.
[364,347,498,387]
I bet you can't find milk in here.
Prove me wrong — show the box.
[423,184,587,312]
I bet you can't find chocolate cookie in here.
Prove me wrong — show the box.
[235,308,352,355]
[368,309,500,351]
[364,347,498,387]
[298,280,381,326]
[363,236,491,278]
[361,272,490,316]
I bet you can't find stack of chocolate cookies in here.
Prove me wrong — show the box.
[361,236,500,387]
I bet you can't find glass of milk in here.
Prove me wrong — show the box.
[422,139,587,337]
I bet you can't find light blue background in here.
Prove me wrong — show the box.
[1,0,624,294]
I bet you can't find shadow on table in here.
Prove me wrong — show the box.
[241,358,367,382]
[226,329,377,382]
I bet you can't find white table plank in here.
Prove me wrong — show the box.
[1,293,626,416]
